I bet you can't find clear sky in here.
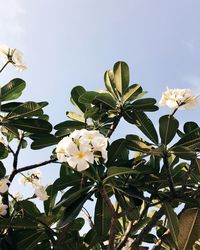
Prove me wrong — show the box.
[1,0,200,207]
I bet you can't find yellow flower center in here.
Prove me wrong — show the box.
[77,151,85,159]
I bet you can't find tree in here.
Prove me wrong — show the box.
[0,46,199,250]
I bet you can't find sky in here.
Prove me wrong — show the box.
[0,0,200,225]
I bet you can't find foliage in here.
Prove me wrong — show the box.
[0,57,199,250]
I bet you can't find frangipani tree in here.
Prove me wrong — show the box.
[0,46,199,250]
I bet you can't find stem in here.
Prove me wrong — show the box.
[131,208,164,248]
[163,154,176,196]
[13,132,24,170]
[99,188,117,250]
[0,61,10,74]
[171,108,178,116]
[9,158,57,182]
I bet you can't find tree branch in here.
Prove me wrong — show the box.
[9,158,57,182]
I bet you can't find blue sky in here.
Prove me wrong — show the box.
[1,0,200,209]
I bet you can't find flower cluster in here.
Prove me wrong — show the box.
[0,45,27,71]
[18,169,49,201]
[56,129,108,171]
[159,87,199,109]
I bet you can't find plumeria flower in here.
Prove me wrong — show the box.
[0,45,27,71]
[0,178,10,193]
[13,192,23,201]
[159,87,199,110]
[18,168,42,187]
[0,201,8,216]
[34,186,49,201]
[67,143,94,171]
[56,129,108,171]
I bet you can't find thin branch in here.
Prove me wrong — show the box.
[13,132,24,170]
[9,158,57,182]
[131,208,164,248]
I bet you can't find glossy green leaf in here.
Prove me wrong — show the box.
[107,139,127,166]
[54,120,84,130]
[123,84,143,102]
[0,217,38,229]
[124,110,158,144]
[113,61,129,94]
[178,208,200,250]
[1,78,26,102]
[173,128,200,149]
[3,123,19,138]
[79,91,98,104]
[84,228,98,249]
[57,190,94,227]
[53,174,81,191]
[1,102,22,112]
[17,231,47,250]
[163,203,179,247]
[94,92,117,109]
[194,158,200,174]
[6,102,43,119]
[0,161,6,178]
[104,167,138,183]
[184,122,199,134]
[9,118,52,134]
[0,143,6,158]
[71,86,86,112]
[94,195,112,240]
[132,98,159,111]
[159,115,179,145]
[104,69,118,98]
[169,146,196,160]
[31,134,60,149]
[44,185,58,216]
[67,111,85,122]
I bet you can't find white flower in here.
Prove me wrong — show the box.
[67,143,94,171]
[159,87,199,110]
[56,129,108,171]
[0,178,10,193]
[0,45,27,71]
[18,168,42,187]
[34,186,49,201]
[13,192,23,201]
[0,202,8,216]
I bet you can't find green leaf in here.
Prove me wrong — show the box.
[6,102,43,119]
[79,91,98,104]
[173,128,200,149]
[84,229,98,249]
[9,118,52,134]
[126,136,152,153]
[53,174,81,191]
[44,185,58,216]
[107,139,127,166]
[163,203,179,247]
[194,158,200,174]
[104,70,118,98]
[159,115,179,145]
[169,146,196,160]
[178,208,200,250]
[0,161,6,178]
[71,86,86,112]
[113,61,129,94]
[124,110,158,144]
[66,112,85,122]
[17,231,47,250]
[57,191,94,227]
[132,98,159,111]
[0,143,7,158]
[54,120,84,130]
[1,102,22,112]
[104,167,138,183]
[1,78,26,102]
[94,195,112,240]
[94,93,117,109]
[184,122,199,134]
[0,217,38,229]
[31,134,60,149]
[123,84,143,102]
